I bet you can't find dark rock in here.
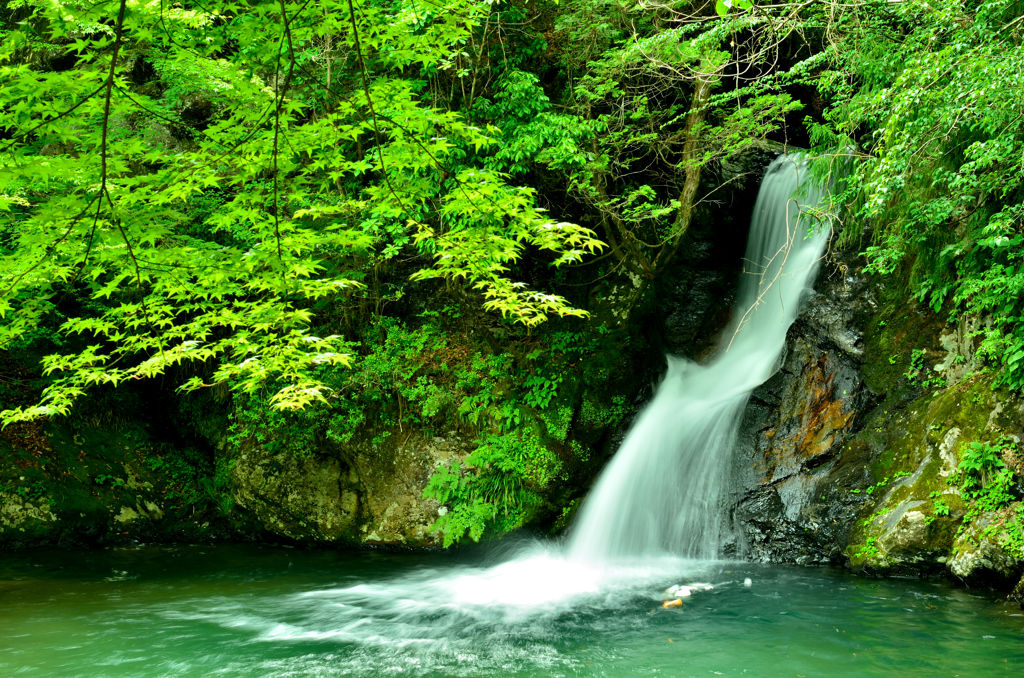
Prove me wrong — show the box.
[1011,575,1024,609]
[728,243,878,564]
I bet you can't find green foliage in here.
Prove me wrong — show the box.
[522,374,562,410]
[93,474,124,489]
[19,0,1024,553]
[579,394,629,429]
[146,446,217,509]
[0,0,603,426]
[904,349,927,381]
[1004,504,1024,559]
[3,478,48,504]
[856,534,881,560]
[423,426,558,546]
[957,441,1010,497]
[714,0,753,16]
[954,438,1019,545]
[808,0,1024,393]
[541,405,574,444]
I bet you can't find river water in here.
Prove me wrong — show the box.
[2,543,1022,677]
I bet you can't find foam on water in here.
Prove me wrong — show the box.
[3,544,1022,677]
[148,543,725,675]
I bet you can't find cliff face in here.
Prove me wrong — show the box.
[729,247,877,563]
[727,239,1024,599]
[230,429,475,547]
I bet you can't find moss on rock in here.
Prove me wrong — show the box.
[844,375,1024,581]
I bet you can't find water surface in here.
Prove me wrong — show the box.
[1,543,1021,677]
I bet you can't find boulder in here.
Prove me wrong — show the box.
[948,511,1024,589]
[232,446,360,542]
[232,429,474,546]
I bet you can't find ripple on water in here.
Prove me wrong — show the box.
[1,544,1022,678]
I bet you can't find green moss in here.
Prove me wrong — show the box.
[844,372,1021,572]
[579,394,630,429]
[861,279,947,399]
[569,439,590,463]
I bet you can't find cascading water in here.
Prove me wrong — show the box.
[56,154,832,678]
[567,153,831,562]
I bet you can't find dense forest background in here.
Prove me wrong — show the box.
[2,0,1023,546]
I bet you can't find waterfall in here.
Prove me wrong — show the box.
[567,154,831,562]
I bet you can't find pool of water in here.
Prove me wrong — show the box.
[1,542,1021,677]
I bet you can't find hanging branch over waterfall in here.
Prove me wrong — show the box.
[550,1,815,326]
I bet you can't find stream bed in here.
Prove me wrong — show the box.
[1,543,1022,677]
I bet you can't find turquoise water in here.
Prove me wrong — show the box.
[1,543,1022,677]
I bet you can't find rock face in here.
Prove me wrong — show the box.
[728,248,877,564]
[0,492,58,539]
[232,446,361,542]
[232,429,473,546]
[949,511,1023,588]
[0,424,204,548]
[727,234,1024,592]
[837,336,1024,583]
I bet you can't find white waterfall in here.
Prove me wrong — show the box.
[567,154,831,562]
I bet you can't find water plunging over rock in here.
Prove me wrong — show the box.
[567,155,831,562]
[727,257,877,564]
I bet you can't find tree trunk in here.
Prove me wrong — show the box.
[592,63,724,329]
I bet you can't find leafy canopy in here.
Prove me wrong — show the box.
[0,0,603,424]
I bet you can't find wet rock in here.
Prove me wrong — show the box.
[660,241,738,359]
[232,445,361,542]
[349,431,472,546]
[1010,575,1024,609]
[114,506,141,524]
[948,512,1024,589]
[658,142,788,361]
[0,492,58,538]
[933,315,987,387]
[729,248,875,564]
[841,374,1024,582]
[112,502,165,525]
[717,140,788,190]
[727,236,1024,592]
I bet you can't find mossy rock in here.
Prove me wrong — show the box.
[845,375,1024,582]
[0,420,248,548]
[949,508,1024,589]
